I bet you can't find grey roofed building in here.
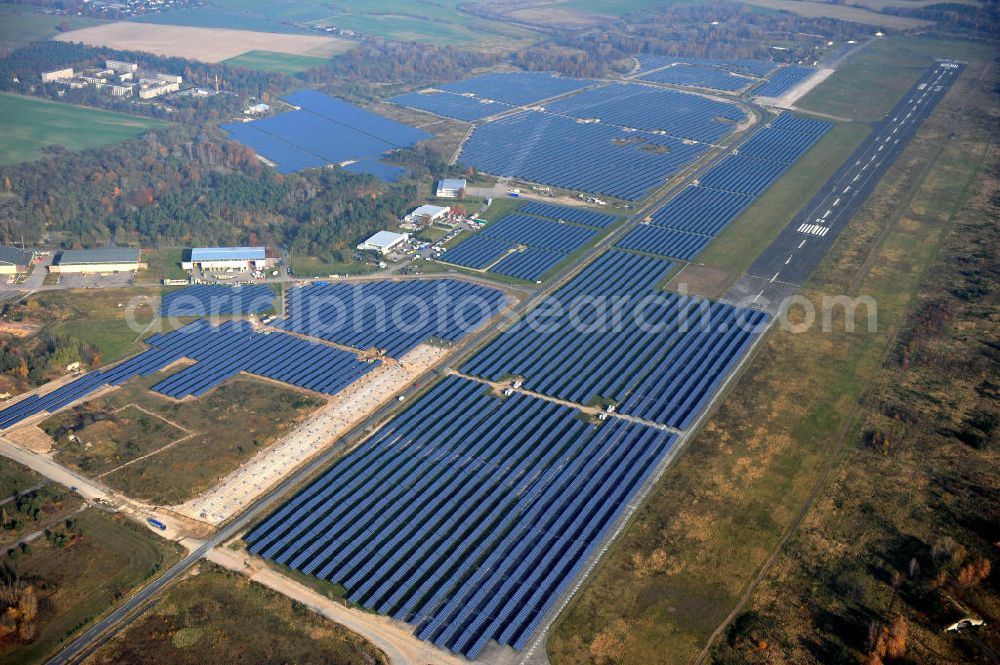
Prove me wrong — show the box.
[0,247,35,270]
[55,248,141,266]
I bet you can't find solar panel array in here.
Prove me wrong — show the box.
[638,63,756,91]
[462,249,769,424]
[517,202,618,228]
[546,83,745,143]
[438,236,515,270]
[616,114,830,260]
[636,55,776,77]
[222,90,431,176]
[389,90,511,122]
[439,209,603,281]
[437,72,595,106]
[273,279,508,358]
[0,320,374,429]
[245,375,677,659]
[753,65,816,97]
[161,284,275,318]
[459,112,707,201]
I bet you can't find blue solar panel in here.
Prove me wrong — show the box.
[273,279,508,358]
[222,90,431,178]
[639,63,756,91]
[489,247,565,281]
[615,225,711,260]
[161,284,275,317]
[480,214,596,253]
[437,72,595,106]
[438,236,515,270]
[0,320,376,429]
[546,83,745,143]
[459,112,707,201]
[517,202,617,228]
[636,55,776,77]
[754,66,816,97]
[244,375,677,658]
[390,90,511,121]
[649,186,755,235]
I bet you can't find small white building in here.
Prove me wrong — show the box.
[435,178,467,199]
[405,204,450,226]
[106,60,138,74]
[357,231,410,255]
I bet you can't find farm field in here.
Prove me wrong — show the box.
[223,49,331,73]
[549,35,995,665]
[86,564,387,665]
[0,3,107,53]
[42,373,324,505]
[128,0,539,47]
[53,21,349,63]
[0,510,180,665]
[732,0,933,28]
[0,93,166,166]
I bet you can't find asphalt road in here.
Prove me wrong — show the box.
[725,60,963,311]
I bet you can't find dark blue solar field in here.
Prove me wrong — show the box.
[459,112,707,201]
[638,63,756,91]
[440,208,604,280]
[462,250,769,425]
[636,55,776,77]
[546,83,745,143]
[753,65,816,97]
[517,202,618,228]
[161,284,275,318]
[222,90,431,176]
[615,114,830,260]
[438,236,516,270]
[389,90,511,121]
[480,214,596,253]
[437,71,595,105]
[245,375,677,659]
[0,320,375,430]
[273,279,508,358]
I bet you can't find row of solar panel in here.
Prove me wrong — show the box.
[389,90,512,122]
[0,319,375,429]
[517,201,618,229]
[438,211,601,281]
[222,90,430,176]
[459,112,708,201]
[638,63,757,91]
[461,249,770,426]
[615,114,831,259]
[435,71,595,106]
[245,376,676,659]
[752,65,816,97]
[273,279,508,358]
[635,54,777,77]
[161,284,275,317]
[546,83,745,144]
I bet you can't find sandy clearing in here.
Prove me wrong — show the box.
[756,67,835,109]
[53,21,350,63]
[171,344,448,525]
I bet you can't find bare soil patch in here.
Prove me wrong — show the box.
[54,22,350,63]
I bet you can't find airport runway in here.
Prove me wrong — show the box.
[725,60,963,310]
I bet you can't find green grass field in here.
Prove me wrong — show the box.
[0,510,180,665]
[290,255,374,278]
[798,36,987,121]
[697,121,871,276]
[0,94,167,166]
[0,4,107,52]
[223,50,333,73]
[138,248,188,282]
[87,564,386,664]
